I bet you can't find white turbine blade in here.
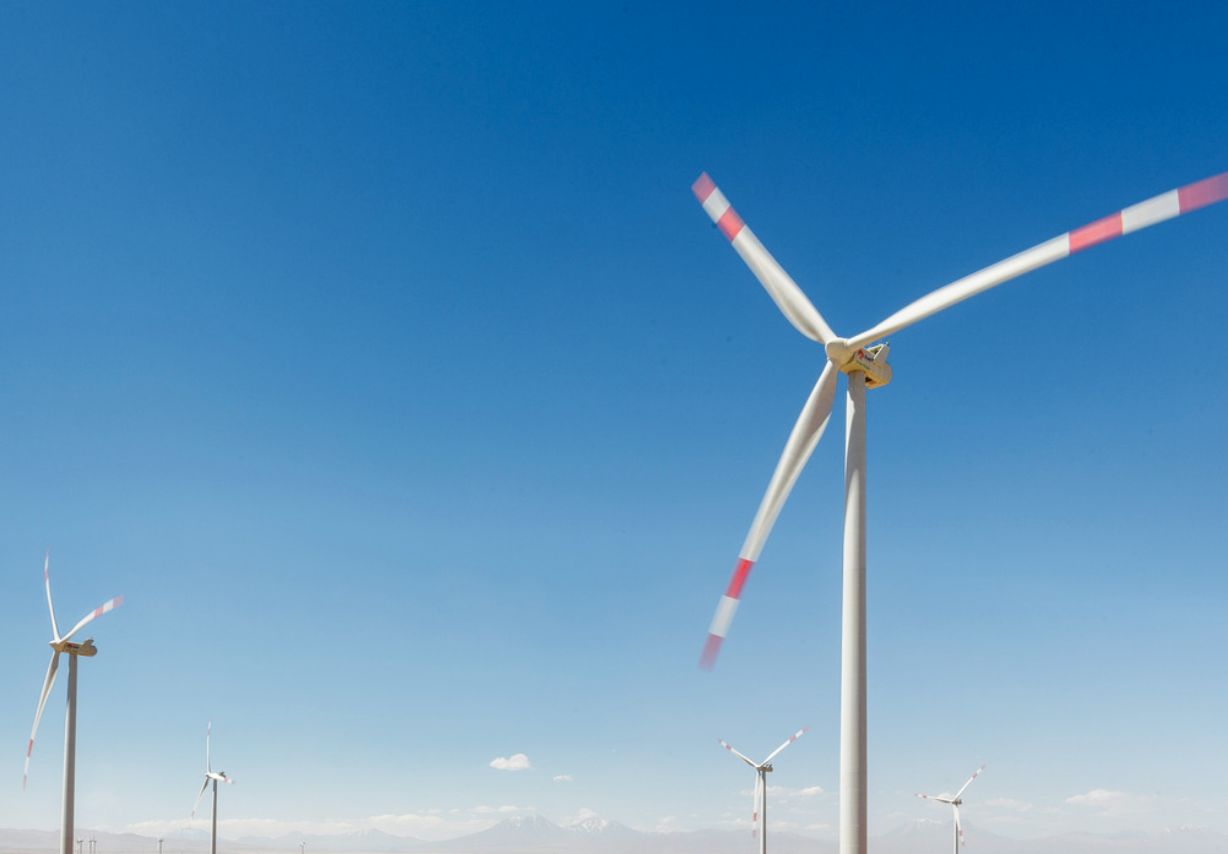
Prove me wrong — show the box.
[206,722,212,773]
[191,777,209,818]
[953,804,964,846]
[718,739,758,769]
[954,764,985,800]
[763,726,808,764]
[752,772,763,830]
[699,362,839,669]
[43,552,61,641]
[692,173,837,345]
[60,594,124,642]
[844,171,1228,351]
[23,651,61,790]
[916,793,953,804]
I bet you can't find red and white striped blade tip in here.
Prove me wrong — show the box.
[698,558,754,669]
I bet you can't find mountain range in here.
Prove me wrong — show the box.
[4,814,1228,854]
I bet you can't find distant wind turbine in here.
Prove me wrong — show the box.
[917,765,985,853]
[23,553,124,854]
[718,728,808,854]
[191,722,235,854]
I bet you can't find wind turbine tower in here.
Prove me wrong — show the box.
[22,554,123,854]
[192,722,235,854]
[692,170,1228,854]
[718,728,807,854]
[918,765,985,854]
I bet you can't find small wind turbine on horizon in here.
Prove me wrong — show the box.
[691,169,1228,854]
[23,553,124,854]
[192,722,235,854]
[918,765,985,853]
[718,727,808,854]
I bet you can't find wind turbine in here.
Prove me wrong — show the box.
[191,722,235,854]
[23,553,124,854]
[718,727,807,854]
[918,765,985,853]
[692,169,1228,854]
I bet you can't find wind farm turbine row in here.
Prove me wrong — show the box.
[692,168,1227,854]
[23,556,236,854]
[715,727,987,851]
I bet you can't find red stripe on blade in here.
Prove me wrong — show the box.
[1178,172,1228,213]
[699,633,723,670]
[27,739,33,757]
[1069,212,1123,253]
[725,558,754,598]
[692,173,717,203]
[717,208,745,241]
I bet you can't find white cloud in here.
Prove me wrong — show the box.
[739,784,824,800]
[1065,788,1156,817]
[1067,788,1129,807]
[489,753,532,771]
[553,774,574,783]
[127,806,539,843]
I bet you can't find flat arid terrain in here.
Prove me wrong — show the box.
[4,816,1228,854]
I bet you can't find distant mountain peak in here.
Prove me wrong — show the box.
[496,814,557,831]
[569,815,610,833]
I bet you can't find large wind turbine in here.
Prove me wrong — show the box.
[718,728,807,854]
[23,553,124,854]
[918,765,985,854]
[191,722,235,854]
[692,169,1228,854]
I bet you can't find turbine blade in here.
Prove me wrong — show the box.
[692,173,837,345]
[844,171,1228,351]
[60,595,124,642]
[917,793,954,804]
[191,777,209,818]
[23,651,61,790]
[954,804,964,846]
[954,764,985,799]
[718,739,758,768]
[762,726,808,764]
[44,552,60,642]
[752,772,763,829]
[206,722,212,773]
[699,363,840,669]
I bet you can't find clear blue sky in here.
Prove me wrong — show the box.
[2,0,1226,842]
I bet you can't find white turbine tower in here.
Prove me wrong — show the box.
[692,169,1228,854]
[918,765,985,853]
[191,722,235,854]
[23,553,124,854]
[718,727,807,854]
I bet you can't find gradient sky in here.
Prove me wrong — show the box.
[2,0,1227,843]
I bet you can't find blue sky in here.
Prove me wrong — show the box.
[1,0,1226,841]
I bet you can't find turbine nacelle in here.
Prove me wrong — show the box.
[49,639,97,657]
[828,341,892,389]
